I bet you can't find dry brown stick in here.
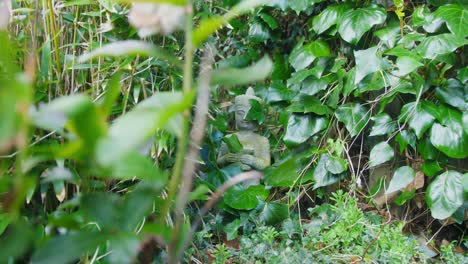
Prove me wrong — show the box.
[191,171,262,233]
[178,171,262,262]
[168,47,214,264]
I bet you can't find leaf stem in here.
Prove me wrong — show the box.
[161,0,194,238]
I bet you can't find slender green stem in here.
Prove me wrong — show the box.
[160,1,194,226]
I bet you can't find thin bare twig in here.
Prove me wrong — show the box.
[168,46,214,264]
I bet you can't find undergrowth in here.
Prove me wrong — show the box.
[195,190,466,263]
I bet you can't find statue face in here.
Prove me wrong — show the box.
[235,102,257,131]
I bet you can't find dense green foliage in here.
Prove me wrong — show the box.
[0,0,467,263]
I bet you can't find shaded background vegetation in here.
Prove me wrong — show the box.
[0,0,467,263]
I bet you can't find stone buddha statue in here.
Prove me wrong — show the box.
[217,88,271,172]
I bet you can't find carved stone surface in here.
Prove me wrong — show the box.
[217,88,271,172]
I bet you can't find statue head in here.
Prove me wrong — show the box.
[234,87,262,131]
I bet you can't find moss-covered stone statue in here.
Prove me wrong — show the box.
[217,88,271,173]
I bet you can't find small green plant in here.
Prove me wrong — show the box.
[211,244,233,264]
[439,242,468,264]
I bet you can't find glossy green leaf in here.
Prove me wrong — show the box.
[386,166,415,194]
[369,142,394,168]
[222,134,243,153]
[422,161,442,177]
[399,102,435,139]
[430,123,468,159]
[313,154,342,189]
[224,219,241,240]
[259,81,295,103]
[224,185,269,210]
[369,113,396,137]
[313,3,352,34]
[283,114,328,146]
[395,130,416,153]
[246,99,266,124]
[259,13,278,30]
[0,214,11,236]
[395,190,416,206]
[354,46,382,84]
[463,111,468,135]
[288,95,332,116]
[417,34,466,59]
[248,19,271,41]
[435,79,468,111]
[300,77,330,96]
[395,56,423,77]
[335,103,370,137]
[435,4,468,38]
[264,158,298,187]
[289,0,322,13]
[289,40,331,71]
[211,56,273,86]
[338,7,386,45]
[326,155,348,174]
[426,170,463,219]
[430,107,468,158]
[259,202,288,225]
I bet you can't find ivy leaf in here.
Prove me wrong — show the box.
[259,202,289,225]
[435,4,468,38]
[386,166,416,194]
[464,111,468,135]
[289,40,331,71]
[222,134,243,153]
[422,161,442,177]
[313,154,342,189]
[312,3,352,35]
[288,95,332,116]
[283,114,328,146]
[248,19,271,42]
[224,185,269,210]
[435,79,468,111]
[426,170,463,219]
[369,142,394,168]
[264,158,298,187]
[246,99,266,124]
[430,107,468,158]
[354,46,382,84]
[417,34,466,59]
[395,56,423,77]
[259,81,295,103]
[300,77,329,96]
[326,155,348,174]
[399,102,435,139]
[289,0,323,14]
[224,219,241,241]
[395,130,416,153]
[369,113,396,137]
[259,13,278,30]
[335,103,370,137]
[338,7,386,45]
